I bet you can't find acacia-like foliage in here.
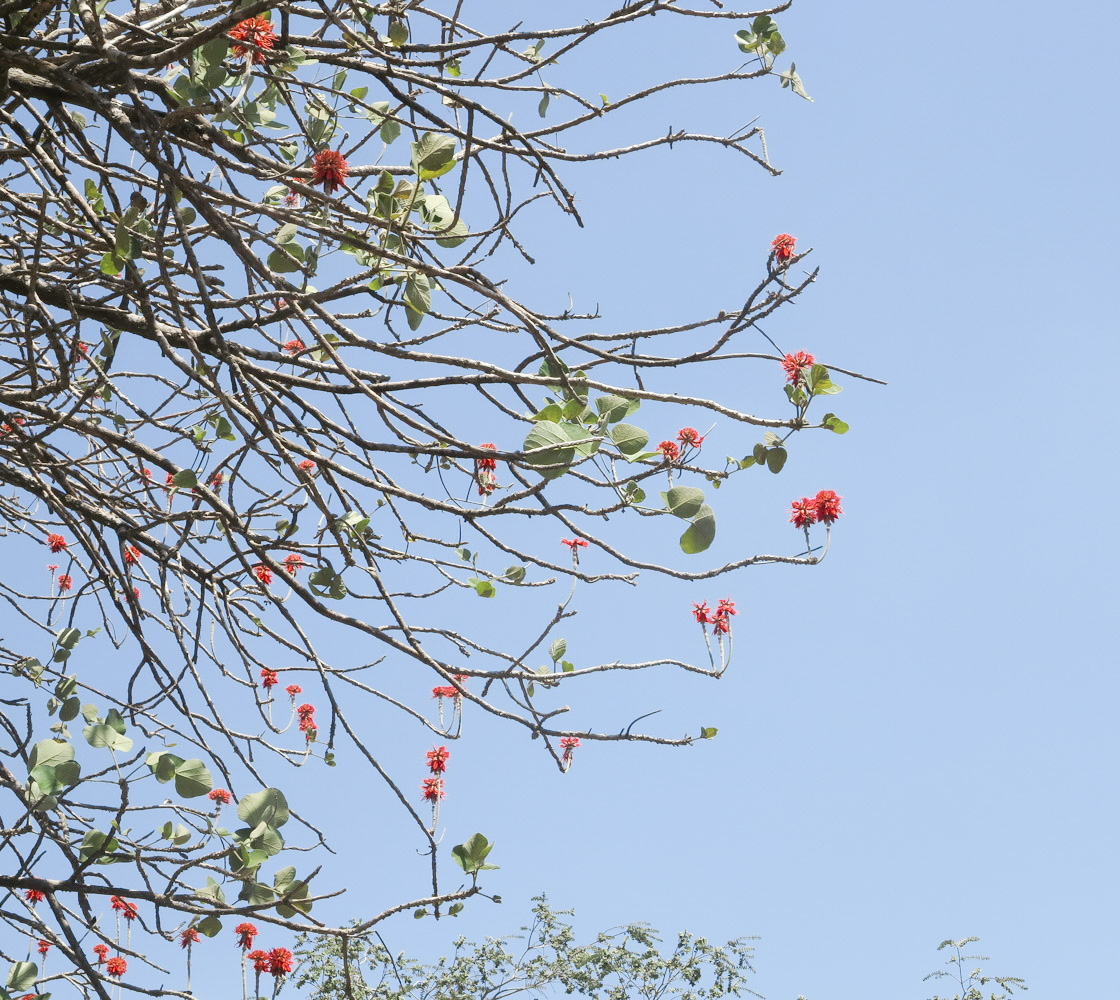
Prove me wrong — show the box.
[0,2,869,997]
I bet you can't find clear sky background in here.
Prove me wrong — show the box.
[298,2,1119,999]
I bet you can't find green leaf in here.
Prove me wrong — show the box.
[194,877,226,906]
[538,90,550,118]
[549,638,567,662]
[753,443,768,464]
[446,59,461,77]
[468,577,496,598]
[700,727,718,739]
[267,244,304,273]
[78,829,119,864]
[100,252,123,276]
[6,962,38,993]
[662,486,705,520]
[276,223,298,244]
[680,505,716,555]
[523,422,576,479]
[559,421,600,458]
[765,447,788,474]
[196,915,222,938]
[451,832,499,874]
[779,62,813,101]
[822,412,849,434]
[30,760,80,796]
[610,423,649,457]
[350,85,369,100]
[104,708,126,735]
[174,759,213,798]
[387,20,408,46]
[503,565,526,584]
[403,273,431,315]
[410,132,457,180]
[147,751,185,783]
[237,788,290,829]
[59,697,80,722]
[171,469,197,488]
[83,723,133,753]
[595,394,637,424]
[531,403,563,423]
[381,118,401,144]
[56,627,81,651]
[418,194,468,247]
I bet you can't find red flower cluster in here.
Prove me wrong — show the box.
[789,490,843,528]
[210,471,224,489]
[691,598,736,634]
[475,442,498,496]
[254,563,273,586]
[771,233,797,262]
[248,949,270,973]
[311,149,349,194]
[229,16,276,64]
[57,574,72,592]
[92,943,109,964]
[260,668,279,689]
[286,684,302,698]
[208,788,231,805]
[37,939,50,957]
[235,922,258,951]
[426,746,450,773]
[105,956,127,978]
[284,553,303,575]
[283,339,305,355]
[110,895,137,921]
[658,440,681,462]
[431,685,458,700]
[269,947,294,976]
[298,459,316,473]
[421,777,445,802]
[781,351,815,385]
[297,704,316,739]
[560,735,580,765]
[47,533,67,553]
[677,427,704,448]
[24,889,44,904]
[123,544,140,565]
[180,927,200,948]
[561,538,588,548]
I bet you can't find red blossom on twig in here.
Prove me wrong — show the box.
[420,777,445,801]
[560,538,588,548]
[110,895,137,920]
[36,939,50,957]
[780,351,815,385]
[771,233,796,261]
[57,574,72,592]
[180,927,200,948]
[105,956,127,978]
[426,746,450,773]
[657,440,680,462]
[208,788,231,805]
[235,923,258,950]
[812,489,843,525]
[254,563,273,586]
[789,497,816,529]
[268,948,294,976]
[260,668,279,689]
[286,684,302,698]
[677,427,703,447]
[311,149,349,194]
[229,16,275,64]
[283,553,303,575]
[46,533,67,553]
[247,949,270,972]
[92,943,108,964]
[24,889,44,903]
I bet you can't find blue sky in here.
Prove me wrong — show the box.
[331,3,1119,998]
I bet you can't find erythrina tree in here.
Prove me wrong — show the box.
[0,2,876,998]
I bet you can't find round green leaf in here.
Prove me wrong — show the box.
[662,486,705,520]
[610,423,649,457]
[174,758,213,798]
[237,787,290,829]
[680,505,716,554]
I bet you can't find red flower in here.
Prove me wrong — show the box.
[716,597,736,618]
[431,685,458,699]
[235,922,258,950]
[110,895,137,921]
[247,949,270,973]
[283,553,303,575]
[268,948,294,976]
[208,788,231,805]
[297,704,316,731]
[286,684,302,698]
[209,471,224,489]
[560,538,588,548]
[789,497,816,529]
[57,574,72,592]
[420,777,445,802]
[426,746,450,773]
[560,735,580,765]
[260,668,278,688]
[47,564,58,572]
[123,545,140,565]
[283,339,305,355]
[677,427,703,447]
[771,233,797,261]
[812,489,843,525]
[133,586,141,602]
[780,351,815,385]
[311,149,349,194]
[37,939,50,957]
[46,533,67,553]
[657,440,680,462]
[180,927,200,948]
[475,444,498,496]
[105,956,127,978]
[692,601,714,624]
[284,191,301,208]
[254,563,273,586]
[92,944,109,964]
[298,459,316,473]
[229,16,275,64]
[453,673,469,684]
[24,889,44,904]
[142,468,152,480]
[712,598,736,635]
